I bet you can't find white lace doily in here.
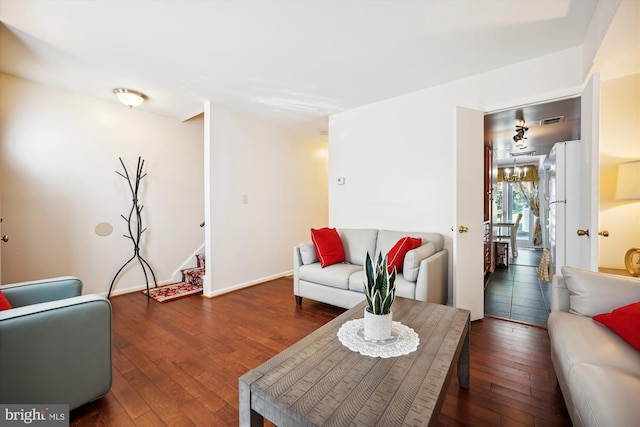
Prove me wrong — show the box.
[337,319,419,358]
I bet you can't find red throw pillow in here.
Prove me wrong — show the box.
[0,290,12,311]
[593,301,640,352]
[311,228,345,268]
[386,237,422,273]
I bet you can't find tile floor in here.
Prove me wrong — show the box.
[484,247,551,327]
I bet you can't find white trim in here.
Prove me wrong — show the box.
[202,270,293,298]
[100,279,175,298]
[483,85,582,115]
[171,243,205,282]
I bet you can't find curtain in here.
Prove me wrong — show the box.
[514,181,542,246]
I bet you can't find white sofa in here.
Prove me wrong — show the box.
[293,228,448,309]
[548,266,640,427]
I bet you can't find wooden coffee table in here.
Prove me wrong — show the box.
[239,297,470,426]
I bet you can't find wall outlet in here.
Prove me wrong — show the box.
[337,177,345,185]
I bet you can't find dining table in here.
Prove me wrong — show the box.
[493,222,517,257]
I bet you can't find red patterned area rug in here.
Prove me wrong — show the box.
[143,282,202,303]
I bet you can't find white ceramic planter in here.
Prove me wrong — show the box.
[363,308,393,341]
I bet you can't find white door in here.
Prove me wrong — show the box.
[0,200,3,282]
[454,106,485,321]
[577,73,601,271]
[0,216,2,282]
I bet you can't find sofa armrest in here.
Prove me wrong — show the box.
[414,249,448,305]
[0,294,112,410]
[551,273,570,312]
[1,276,83,308]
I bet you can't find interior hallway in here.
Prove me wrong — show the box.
[484,248,551,327]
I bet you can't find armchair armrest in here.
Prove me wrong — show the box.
[0,294,112,410]
[1,276,82,308]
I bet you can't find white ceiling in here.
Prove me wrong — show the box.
[0,0,600,136]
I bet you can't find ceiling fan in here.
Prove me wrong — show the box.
[513,124,528,149]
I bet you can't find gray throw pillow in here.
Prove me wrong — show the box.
[299,242,319,265]
[403,243,436,282]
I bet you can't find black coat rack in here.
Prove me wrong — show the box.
[107,156,157,299]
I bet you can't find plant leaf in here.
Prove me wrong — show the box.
[363,251,398,314]
[364,252,375,299]
[372,290,382,314]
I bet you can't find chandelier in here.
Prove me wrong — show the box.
[497,161,538,182]
[504,160,529,182]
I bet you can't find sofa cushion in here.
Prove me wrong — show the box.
[403,243,436,282]
[548,311,640,375]
[387,237,421,273]
[593,301,640,352]
[311,227,345,267]
[0,290,12,311]
[561,266,640,317]
[348,270,415,300]
[567,364,640,427]
[337,229,378,266]
[299,263,362,290]
[348,270,366,293]
[299,242,318,265]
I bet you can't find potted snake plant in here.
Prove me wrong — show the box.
[363,251,397,340]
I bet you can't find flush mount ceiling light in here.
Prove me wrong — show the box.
[113,88,147,108]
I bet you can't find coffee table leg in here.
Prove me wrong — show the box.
[457,317,470,390]
[239,373,264,426]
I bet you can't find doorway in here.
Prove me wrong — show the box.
[482,96,582,327]
[485,176,550,326]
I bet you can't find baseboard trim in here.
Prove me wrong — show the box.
[202,270,293,298]
[102,279,175,298]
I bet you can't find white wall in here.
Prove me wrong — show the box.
[329,47,585,315]
[598,73,640,269]
[203,104,328,297]
[0,73,204,295]
[330,45,585,227]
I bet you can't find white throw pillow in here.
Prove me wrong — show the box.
[403,243,436,282]
[299,242,319,265]
[562,266,640,317]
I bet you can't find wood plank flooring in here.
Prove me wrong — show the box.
[70,277,572,426]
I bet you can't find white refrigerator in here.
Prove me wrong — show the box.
[542,141,581,276]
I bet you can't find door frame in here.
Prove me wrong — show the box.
[478,79,601,284]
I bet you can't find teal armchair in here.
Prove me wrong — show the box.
[0,277,112,410]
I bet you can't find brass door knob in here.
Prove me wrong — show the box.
[1,235,8,242]
[577,229,590,237]
[598,230,609,237]
[458,226,469,233]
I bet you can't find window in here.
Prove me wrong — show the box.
[493,182,533,245]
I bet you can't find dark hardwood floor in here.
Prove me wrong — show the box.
[70,277,571,426]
